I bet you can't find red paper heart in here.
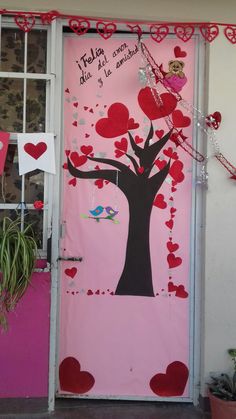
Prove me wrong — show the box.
[153,193,167,209]
[24,142,47,160]
[95,289,100,295]
[172,110,191,128]
[69,18,90,36]
[150,361,189,396]
[167,253,182,268]
[95,179,104,189]
[138,166,144,174]
[163,147,179,160]
[170,207,177,214]
[174,26,194,42]
[128,118,139,130]
[169,160,184,183]
[96,21,117,39]
[114,137,128,152]
[89,108,93,113]
[165,219,174,230]
[80,145,93,155]
[96,103,132,138]
[115,149,125,158]
[70,152,87,167]
[200,24,219,42]
[84,106,88,111]
[134,135,143,144]
[87,289,93,295]
[174,46,187,58]
[175,285,188,298]
[69,178,77,187]
[168,281,177,292]
[65,88,70,93]
[155,129,164,139]
[150,24,169,43]
[15,13,35,33]
[65,267,77,278]
[65,150,70,156]
[167,241,179,252]
[73,102,78,107]
[59,357,95,394]
[155,159,167,171]
[72,121,77,127]
[63,163,68,170]
[85,133,90,138]
[138,87,177,120]
[224,26,236,44]
[206,111,222,130]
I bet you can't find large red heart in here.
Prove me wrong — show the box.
[115,138,128,153]
[80,145,93,155]
[96,22,117,39]
[15,13,35,33]
[153,193,167,209]
[69,18,90,36]
[59,357,95,394]
[70,152,87,167]
[172,110,191,128]
[174,46,187,58]
[150,25,169,43]
[150,361,189,396]
[200,24,219,42]
[174,26,194,42]
[65,267,77,279]
[167,253,182,268]
[224,26,236,44]
[169,160,185,183]
[96,103,131,138]
[138,87,177,121]
[24,142,47,160]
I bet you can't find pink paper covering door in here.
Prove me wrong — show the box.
[58,34,196,399]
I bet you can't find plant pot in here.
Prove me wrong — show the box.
[209,392,236,419]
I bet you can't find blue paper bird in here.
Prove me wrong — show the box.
[105,206,119,218]
[89,206,104,216]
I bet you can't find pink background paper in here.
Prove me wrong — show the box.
[59,35,196,399]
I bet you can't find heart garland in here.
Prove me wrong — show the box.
[15,13,35,33]
[150,25,169,43]
[200,24,219,42]
[224,26,236,44]
[174,25,194,42]
[69,18,90,36]
[96,21,117,39]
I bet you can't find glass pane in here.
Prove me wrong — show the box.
[26,79,46,132]
[0,144,22,204]
[0,28,25,72]
[27,30,47,73]
[0,209,18,224]
[26,210,43,248]
[0,78,23,132]
[25,169,44,203]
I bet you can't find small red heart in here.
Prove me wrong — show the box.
[85,133,90,138]
[150,24,169,43]
[206,111,222,130]
[167,253,182,268]
[165,219,174,230]
[24,142,47,160]
[59,357,95,394]
[72,121,77,127]
[87,289,93,295]
[89,108,93,113]
[174,46,187,58]
[127,24,142,37]
[70,152,87,167]
[15,13,35,33]
[114,137,128,152]
[169,160,185,183]
[174,26,194,42]
[128,118,139,130]
[84,106,89,111]
[138,166,144,174]
[65,267,77,278]
[155,129,164,139]
[168,281,177,292]
[150,361,189,396]
[171,186,177,192]
[69,178,77,187]
[69,18,90,36]
[95,179,104,189]
[65,150,70,156]
[155,159,167,170]
[153,193,167,209]
[167,241,179,252]
[115,149,125,158]
[65,88,70,93]
[63,163,68,170]
[96,21,117,39]
[172,110,191,128]
[175,285,188,298]
[80,145,93,155]
[95,290,100,295]
[163,147,179,160]
[73,102,78,107]
[224,26,236,44]
[200,24,219,42]
[134,135,143,144]
[170,207,177,214]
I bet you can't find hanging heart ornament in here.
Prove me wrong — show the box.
[150,25,169,43]
[200,24,219,42]
[96,22,117,39]
[15,13,35,32]
[69,19,90,36]
[174,25,194,42]
[206,111,222,130]
[224,26,236,44]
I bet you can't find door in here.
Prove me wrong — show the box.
[57,32,200,401]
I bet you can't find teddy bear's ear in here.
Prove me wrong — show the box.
[179,61,185,67]
[168,60,175,66]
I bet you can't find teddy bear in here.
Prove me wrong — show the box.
[163,60,187,93]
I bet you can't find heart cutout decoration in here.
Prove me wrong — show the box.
[70,152,87,167]
[69,19,90,36]
[24,142,47,160]
[175,285,188,298]
[167,253,182,268]
[167,240,179,252]
[172,110,191,128]
[150,25,169,43]
[96,22,117,39]
[115,138,128,153]
[80,145,93,155]
[96,103,136,138]
[65,267,77,279]
[115,149,125,158]
[174,46,187,58]
[138,87,177,120]
[153,193,167,209]
[150,361,189,396]
[224,26,236,44]
[174,25,194,42]
[127,24,142,37]
[59,357,95,394]
[206,111,222,130]
[15,13,35,33]
[200,24,219,42]
[169,160,185,183]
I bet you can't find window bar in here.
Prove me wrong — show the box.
[20,31,28,230]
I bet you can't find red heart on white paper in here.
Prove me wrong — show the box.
[24,142,47,160]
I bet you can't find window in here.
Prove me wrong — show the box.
[0,19,53,255]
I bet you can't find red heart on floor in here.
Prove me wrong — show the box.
[59,357,95,394]
[96,103,131,138]
[115,149,125,158]
[65,267,77,279]
[70,152,87,167]
[80,145,93,155]
[155,159,167,170]
[168,281,177,292]
[167,253,182,268]
[165,219,174,230]
[163,147,179,160]
[138,87,177,120]
[172,110,191,128]
[24,142,47,160]
[155,129,164,139]
[169,160,184,183]
[175,285,188,298]
[174,46,187,58]
[167,241,179,252]
[115,137,128,152]
[68,178,77,187]
[153,194,167,209]
[150,361,189,396]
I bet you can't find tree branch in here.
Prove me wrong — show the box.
[144,122,154,150]
[125,153,140,174]
[68,158,118,184]
[139,129,172,169]
[127,131,142,157]
[149,159,171,193]
[87,156,132,174]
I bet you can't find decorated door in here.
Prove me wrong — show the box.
[58,33,198,400]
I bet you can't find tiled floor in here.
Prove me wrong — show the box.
[0,400,211,418]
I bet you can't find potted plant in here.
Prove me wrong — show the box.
[209,349,236,419]
[0,216,38,330]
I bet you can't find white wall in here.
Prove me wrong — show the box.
[4,0,236,400]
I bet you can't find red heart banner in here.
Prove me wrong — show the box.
[150,361,189,396]
[15,13,35,32]
[174,26,194,42]
[69,18,90,36]
[200,24,219,42]
[59,357,95,394]
[224,26,236,44]
[150,25,169,43]
[24,142,47,160]
[96,21,117,39]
